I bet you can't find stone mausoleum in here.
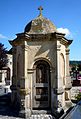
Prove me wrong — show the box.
[9,7,72,117]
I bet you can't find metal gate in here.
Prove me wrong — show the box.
[33,60,51,109]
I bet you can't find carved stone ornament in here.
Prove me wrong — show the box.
[53,87,64,95]
[66,49,70,55]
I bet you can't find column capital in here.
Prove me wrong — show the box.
[66,48,70,55]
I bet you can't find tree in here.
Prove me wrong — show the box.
[75,90,81,102]
[0,43,8,69]
[78,64,81,71]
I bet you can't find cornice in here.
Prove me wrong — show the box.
[55,33,73,46]
[55,32,65,39]
[9,32,72,46]
[9,33,30,46]
[29,33,53,41]
[61,37,73,46]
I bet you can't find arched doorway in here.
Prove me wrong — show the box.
[33,60,51,109]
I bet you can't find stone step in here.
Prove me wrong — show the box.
[19,110,56,119]
[31,110,51,115]
[29,114,55,119]
[0,93,11,106]
[0,115,23,119]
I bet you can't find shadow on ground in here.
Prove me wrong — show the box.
[0,93,20,118]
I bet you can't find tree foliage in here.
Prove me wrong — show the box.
[78,64,81,71]
[0,43,7,69]
[75,92,81,101]
[70,61,81,72]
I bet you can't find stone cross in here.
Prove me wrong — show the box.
[38,6,43,16]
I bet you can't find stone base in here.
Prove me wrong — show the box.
[31,110,51,115]
[25,109,31,118]
[30,114,55,119]
[19,109,31,118]
[63,101,73,113]
[19,110,25,118]
[51,107,64,119]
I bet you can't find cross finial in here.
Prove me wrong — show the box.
[38,6,43,16]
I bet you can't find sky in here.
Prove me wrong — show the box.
[0,0,81,60]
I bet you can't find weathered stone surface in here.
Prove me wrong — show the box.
[30,114,55,119]
[0,115,23,119]
[9,7,72,117]
[24,14,57,34]
[53,87,64,95]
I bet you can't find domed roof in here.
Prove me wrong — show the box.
[24,7,57,34]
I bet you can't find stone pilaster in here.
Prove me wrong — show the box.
[56,43,64,113]
[19,87,31,118]
[10,47,18,105]
[65,48,72,109]
[66,48,70,77]
[12,47,17,86]
[65,48,72,89]
[57,44,61,88]
[20,43,31,117]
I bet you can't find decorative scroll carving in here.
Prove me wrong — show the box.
[66,49,70,55]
